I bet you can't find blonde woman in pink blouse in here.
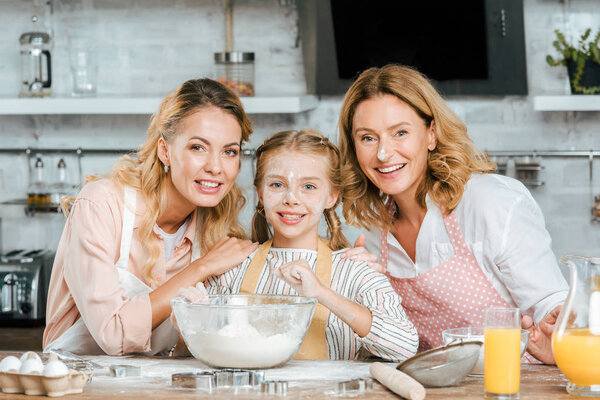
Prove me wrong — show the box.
[43,79,259,356]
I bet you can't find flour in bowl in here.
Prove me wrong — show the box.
[185,322,301,368]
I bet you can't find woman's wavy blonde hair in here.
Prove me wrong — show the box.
[106,78,252,286]
[338,64,495,231]
[251,129,350,251]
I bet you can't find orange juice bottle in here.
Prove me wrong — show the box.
[484,328,521,396]
[552,328,600,388]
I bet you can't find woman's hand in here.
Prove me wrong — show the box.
[168,283,208,357]
[521,305,565,364]
[194,236,259,278]
[169,282,209,329]
[272,259,325,299]
[178,282,209,303]
[150,237,254,329]
[340,234,386,273]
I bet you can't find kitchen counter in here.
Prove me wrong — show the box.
[0,352,571,399]
[0,327,44,351]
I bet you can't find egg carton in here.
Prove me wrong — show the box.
[0,353,92,397]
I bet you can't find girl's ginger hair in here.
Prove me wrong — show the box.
[101,78,252,286]
[338,64,495,231]
[251,129,350,251]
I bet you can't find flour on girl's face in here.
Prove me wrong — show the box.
[259,151,337,248]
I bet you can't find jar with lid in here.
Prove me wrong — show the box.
[593,195,600,219]
[19,31,52,97]
[49,158,74,206]
[214,52,255,96]
[27,155,50,207]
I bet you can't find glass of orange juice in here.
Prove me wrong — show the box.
[484,307,521,399]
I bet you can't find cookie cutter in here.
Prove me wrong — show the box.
[215,369,249,386]
[335,378,373,394]
[171,369,265,391]
[261,380,288,394]
[171,372,216,390]
[109,364,141,377]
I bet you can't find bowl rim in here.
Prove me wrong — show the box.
[171,294,318,309]
[396,341,483,372]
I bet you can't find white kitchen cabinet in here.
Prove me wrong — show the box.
[0,95,319,115]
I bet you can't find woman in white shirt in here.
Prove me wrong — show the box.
[337,64,568,364]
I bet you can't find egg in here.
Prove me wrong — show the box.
[43,360,69,377]
[0,356,21,372]
[19,351,41,364]
[19,358,44,374]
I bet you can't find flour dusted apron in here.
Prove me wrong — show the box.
[239,238,331,360]
[45,186,201,355]
[380,208,538,362]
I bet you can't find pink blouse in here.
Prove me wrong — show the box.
[43,179,198,355]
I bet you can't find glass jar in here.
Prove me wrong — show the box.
[27,155,50,207]
[593,195,600,218]
[214,52,255,96]
[49,158,74,206]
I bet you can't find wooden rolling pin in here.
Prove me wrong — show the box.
[370,362,426,400]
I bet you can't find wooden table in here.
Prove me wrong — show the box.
[0,352,575,399]
[0,327,44,351]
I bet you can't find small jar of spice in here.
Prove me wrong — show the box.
[214,51,255,97]
[593,195,600,218]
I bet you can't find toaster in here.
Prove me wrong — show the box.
[0,249,55,326]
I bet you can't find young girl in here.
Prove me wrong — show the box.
[205,129,418,361]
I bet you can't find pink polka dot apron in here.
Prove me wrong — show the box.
[380,208,538,363]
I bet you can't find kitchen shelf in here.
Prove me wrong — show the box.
[1,199,61,216]
[533,95,600,111]
[0,95,319,115]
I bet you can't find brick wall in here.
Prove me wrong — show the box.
[0,0,599,260]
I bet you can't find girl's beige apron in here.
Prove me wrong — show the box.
[239,238,331,360]
[45,187,201,355]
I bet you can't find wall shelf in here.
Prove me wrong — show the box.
[0,95,319,115]
[533,95,600,111]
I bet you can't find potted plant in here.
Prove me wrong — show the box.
[546,28,600,94]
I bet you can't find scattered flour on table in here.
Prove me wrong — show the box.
[186,323,300,369]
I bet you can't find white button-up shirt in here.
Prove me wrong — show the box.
[363,173,568,324]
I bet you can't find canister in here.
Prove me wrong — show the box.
[214,52,255,96]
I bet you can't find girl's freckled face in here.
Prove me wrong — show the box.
[258,151,338,248]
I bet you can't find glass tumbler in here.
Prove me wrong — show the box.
[70,49,98,97]
[484,307,521,399]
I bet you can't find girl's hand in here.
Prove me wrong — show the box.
[194,236,258,278]
[272,259,325,299]
[340,234,386,273]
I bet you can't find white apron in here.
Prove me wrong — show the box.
[45,186,201,355]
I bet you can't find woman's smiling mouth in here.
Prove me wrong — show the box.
[195,179,222,193]
[376,163,406,174]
